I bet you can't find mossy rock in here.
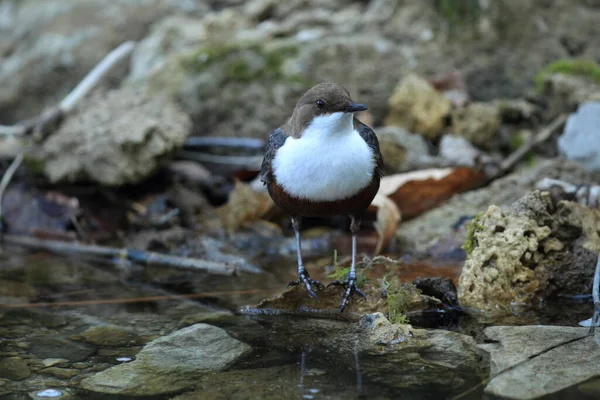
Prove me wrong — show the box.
[535,59,600,92]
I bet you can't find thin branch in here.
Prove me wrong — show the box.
[0,151,24,224]
[1,234,241,276]
[590,253,600,336]
[179,151,263,169]
[184,136,265,150]
[0,41,136,137]
[496,114,567,175]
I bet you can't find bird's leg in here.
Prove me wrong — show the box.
[287,216,323,299]
[589,254,600,336]
[330,215,366,312]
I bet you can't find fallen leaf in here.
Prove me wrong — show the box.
[378,167,485,219]
[216,179,274,232]
[368,193,401,255]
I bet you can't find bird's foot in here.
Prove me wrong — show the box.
[288,270,324,300]
[328,276,365,312]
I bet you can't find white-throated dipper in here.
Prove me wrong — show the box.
[260,82,384,312]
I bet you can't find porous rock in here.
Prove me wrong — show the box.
[32,87,191,186]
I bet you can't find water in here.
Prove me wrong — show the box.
[0,248,596,400]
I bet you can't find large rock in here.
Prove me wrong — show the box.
[0,357,31,381]
[457,190,598,311]
[384,73,452,139]
[0,0,192,123]
[32,87,191,186]
[375,126,438,173]
[481,325,598,400]
[558,102,600,172]
[450,102,501,149]
[80,323,252,396]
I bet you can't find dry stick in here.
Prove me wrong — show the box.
[0,41,136,137]
[2,235,237,276]
[179,151,263,169]
[494,113,568,178]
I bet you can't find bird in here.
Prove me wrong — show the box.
[260,82,384,312]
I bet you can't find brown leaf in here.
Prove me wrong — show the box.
[368,193,401,255]
[216,179,274,232]
[378,167,485,219]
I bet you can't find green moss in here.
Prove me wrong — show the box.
[224,59,253,81]
[326,265,368,288]
[535,59,600,91]
[386,279,419,324]
[509,131,525,151]
[435,0,481,26]
[23,156,47,176]
[181,43,304,83]
[462,213,484,256]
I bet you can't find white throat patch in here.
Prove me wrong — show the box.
[273,112,375,202]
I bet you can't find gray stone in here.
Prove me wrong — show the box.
[80,323,252,396]
[0,357,31,381]
[32,87,191,186]
[375,126,438,173]
[482,325,598,400]
[558,102,600,172]
[29,335,96,362]
[76,325,143,347]
[450,102,501,149]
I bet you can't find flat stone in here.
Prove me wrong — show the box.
[0,357,31,381]
[29,336,96,362]
[80,324,252,396]
[482,325,599,399]
[76,325,143,347]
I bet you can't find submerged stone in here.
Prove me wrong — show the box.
[80,323,252,396]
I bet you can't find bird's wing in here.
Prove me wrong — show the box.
[355,119,384,178]
[260,127,288,185]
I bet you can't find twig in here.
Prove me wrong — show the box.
[179,151,263,169]
[184,136,265,150]
[0,152,24,225]
[1,234,239,276]
[0,41,136,137]
[495,114,567,177]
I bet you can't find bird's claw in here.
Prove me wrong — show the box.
[329,277,365,312]
[288,270,323,300]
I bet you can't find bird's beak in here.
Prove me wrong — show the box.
[345,102,368,113]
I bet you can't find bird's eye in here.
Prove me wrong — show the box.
[315,99,326,110]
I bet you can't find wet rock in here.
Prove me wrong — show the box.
[177,311,235,328]
[384,73,451,139]
[39,367,79,379]
[75,325,144,347]
[481,325,596,400]
[450,102,501,149]
[0,357,31,380]
[457,190,598,311]
[413,277,458,308]
[241,312,487,393]
[558,102,600,172]
[32,87,191,185]
[375,126,438,173]
[170,364,307,400]
[41,359,69,368]
[81,323,252,396]
[0,0,186,123]
[397,158,594,254]
[29,335,96,362]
